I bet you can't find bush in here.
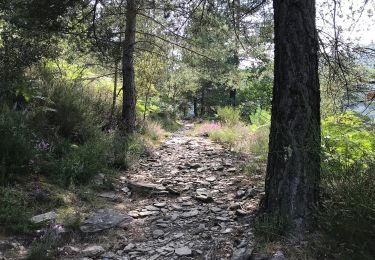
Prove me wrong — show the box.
[319,112,375,259]
[149,111,181,132]
[319,163,375,259]
[322,112,375,173]
[32,80,108,143]
[0,187,35,234]
[110,133,147,169]
[217,106,241,126]
[0,109,33,184]
[142,120,167,142]
[247,125,269,159]
[40,132,111,186]
[210,127,238,149]
[193,122,222,136]
[249,108,271,129]
[27,225,63,260]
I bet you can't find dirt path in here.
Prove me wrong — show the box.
[1,124,263,260]
[79,123,262,260]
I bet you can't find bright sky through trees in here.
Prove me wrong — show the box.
[317,0,375,45]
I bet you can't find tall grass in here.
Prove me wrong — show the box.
[193,108,270,161]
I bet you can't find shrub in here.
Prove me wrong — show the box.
[247,125,269,158]
[40,132,111,186]
[142,120,167,142]
[317,112,375,259]
[319,162,375,259]
[249,108,271,129]
[149,111,181,132]
[27,224,63,260]
[217,106,241,126]
[210,127,238,149]
[38,81,108,142]
[322,112,375,174]
[192,122,222,136]
[0,109,33,184]
[0,187,35,234]
[110,133,147,169]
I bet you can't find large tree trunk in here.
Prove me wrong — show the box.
[264,0,320,234]
[121,0,137,134]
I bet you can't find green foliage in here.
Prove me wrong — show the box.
[111,133,147,169]
[210,127,238,149]
[319,112,375,259]
[43,135,111,186]
[254,214,287,243]
[0,109,33,184]
[319,163,375,259]
[322,112,375,173]
[32,76,110,142]
[27,228,62,260]
[238,64,273,122]
[149,112,181,132]
[217,106,241,126]
[57,208,82,231]
[141,120,167,142]
[248,125,270,159]
[249,108,271,129]
[0,187,34,234]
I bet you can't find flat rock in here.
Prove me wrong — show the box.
[205,176,216,182]
[124,243,136,252]
[236,209,248,216]
[98,192,120,201]
[232,246,253,260]
[194,194,214,203]
[30,211,57,223]
[154,202,166,208]
[175,246,192,256]
[82,245,105,257]
[127,181,166,193]
[139,211,157,217]
[271,250,285,260]
[145,205,160,211]
[182,209,199,218]
[216,216,230,222]
[153,229,164,238]
[210,206,222,212]
[80,209,133,233]
[128,211,140,218]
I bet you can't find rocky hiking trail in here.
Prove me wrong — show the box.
[2,123,268,260]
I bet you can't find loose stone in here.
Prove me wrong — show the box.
[175,246,192,256]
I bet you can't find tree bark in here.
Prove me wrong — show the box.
[109,61,119,126]
[264,0,320,234]
[230,89,236,107]
[200,87,206,116]
[122,0,137,134]
[143,83,151,122]
[193,97,198,117]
